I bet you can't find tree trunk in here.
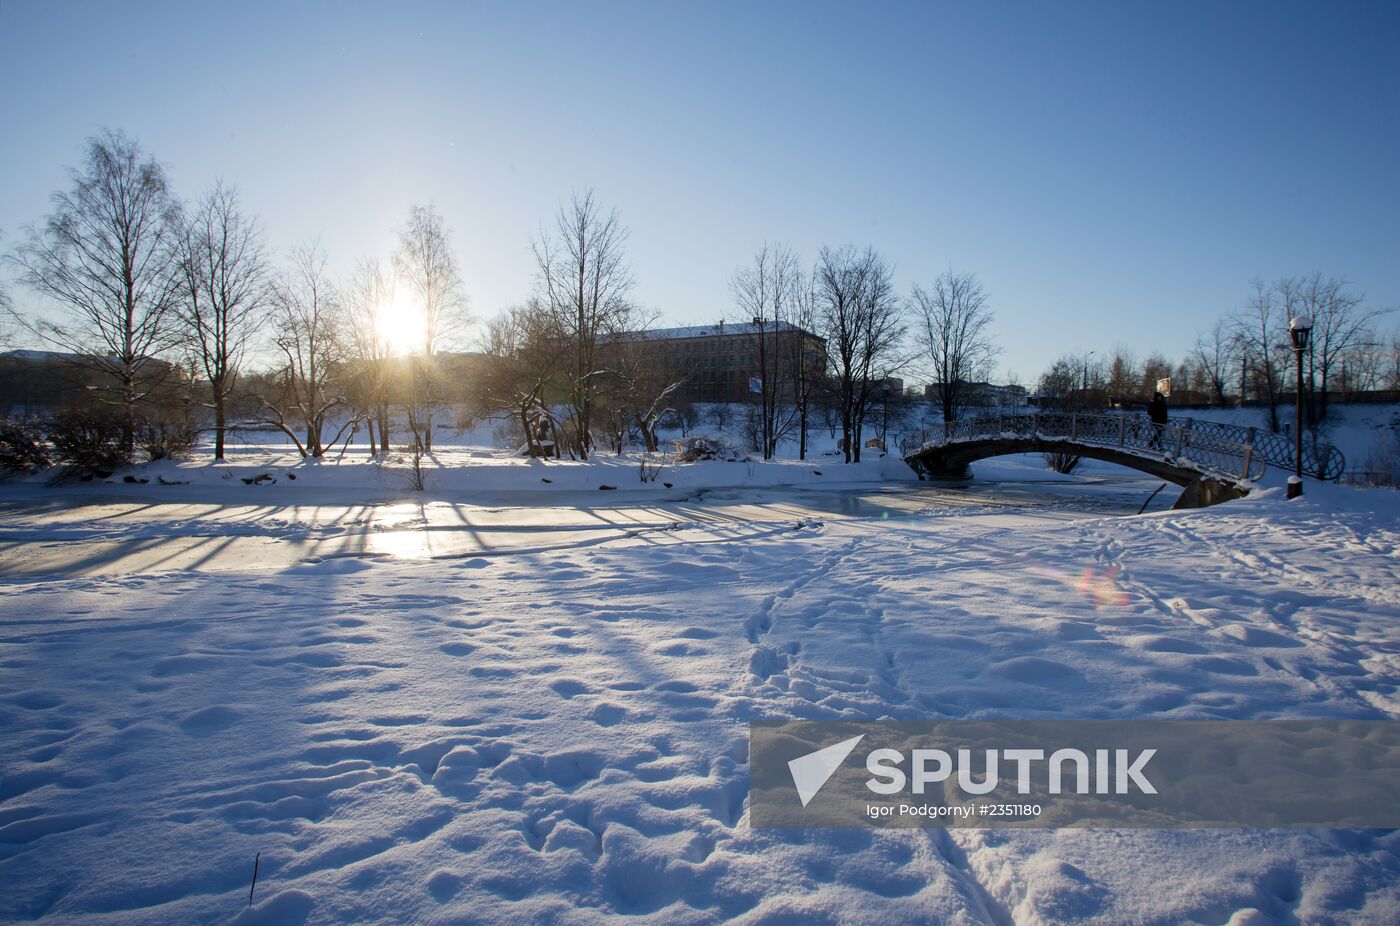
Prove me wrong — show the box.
[423,365,434,451]
[214,399,226,461]
[635,414,658,453]
[119,364,137,460]
[798,402,808,460]
[1317,356,1330,424]
[519,406,538,457]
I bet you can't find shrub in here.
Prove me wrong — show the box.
[0,419,51,478]
[639,454,664,483]
[1044,450,1082,475]
[48,409,130,481]
[398,441,427,491]
[673,436,741,463]
[136,411,197,461]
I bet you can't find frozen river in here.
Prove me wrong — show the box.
[0,475,1173,577]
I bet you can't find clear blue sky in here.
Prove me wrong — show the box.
[2,0,1396,382]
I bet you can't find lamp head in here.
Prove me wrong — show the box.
[1289,315,1313,351]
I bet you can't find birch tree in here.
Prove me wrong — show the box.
[532,190,633,459]
[8,130,184,453]
[394,205,468,451]
[178,182,268,460]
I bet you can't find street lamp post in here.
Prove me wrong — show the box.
[1082,351,1095,408]
[1288,315,1313,499]
[881,381,891,453]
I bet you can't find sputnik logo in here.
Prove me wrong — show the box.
[788,734,865,806]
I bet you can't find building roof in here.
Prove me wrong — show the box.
[631,321,821,341]
[1,349,177,367]
[1,349,85,362]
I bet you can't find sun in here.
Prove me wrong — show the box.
[376,287,427,356]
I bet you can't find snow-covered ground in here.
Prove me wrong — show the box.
[1,408,1398,924]
[2,467,1399,924]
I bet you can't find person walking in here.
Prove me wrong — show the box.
[1147,391,1168,450]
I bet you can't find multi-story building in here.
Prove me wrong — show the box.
[923,380,1029,409]
[631,321,827,404]
[0,350,187,418]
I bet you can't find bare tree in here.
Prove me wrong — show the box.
[0,262,11,351]
[708,402,732,435]
[341,258,396,453]
[0,228,13,351]
[1037,355,1081,405]
[1038,352,1105,409]
[394,205,469,451]
[1189,320,1236,406]
[911,271,997,423]
[1388,327,1400,390]
[1234,279,1287,431]
[480,300,566,457]
[259,245,350,457]
[785,271,822,459]
[1140,352,1172,398]
[1106,344,1138,404]
[1291,273,1389,422]
[814,246,904,462]
[532,190,633,459]
[7,130,184,452]
[730,243,803,457]
[600,322,686,454]
[177,182,268,460]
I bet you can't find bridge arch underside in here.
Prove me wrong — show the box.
[904,438,1251,509]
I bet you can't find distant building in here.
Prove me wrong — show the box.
[923,380,1029,409]
[626,321,827,404]
[0,350,185,417]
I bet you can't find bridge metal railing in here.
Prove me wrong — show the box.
[897,412,1343,483]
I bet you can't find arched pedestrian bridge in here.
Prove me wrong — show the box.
[901,412,1345,509]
